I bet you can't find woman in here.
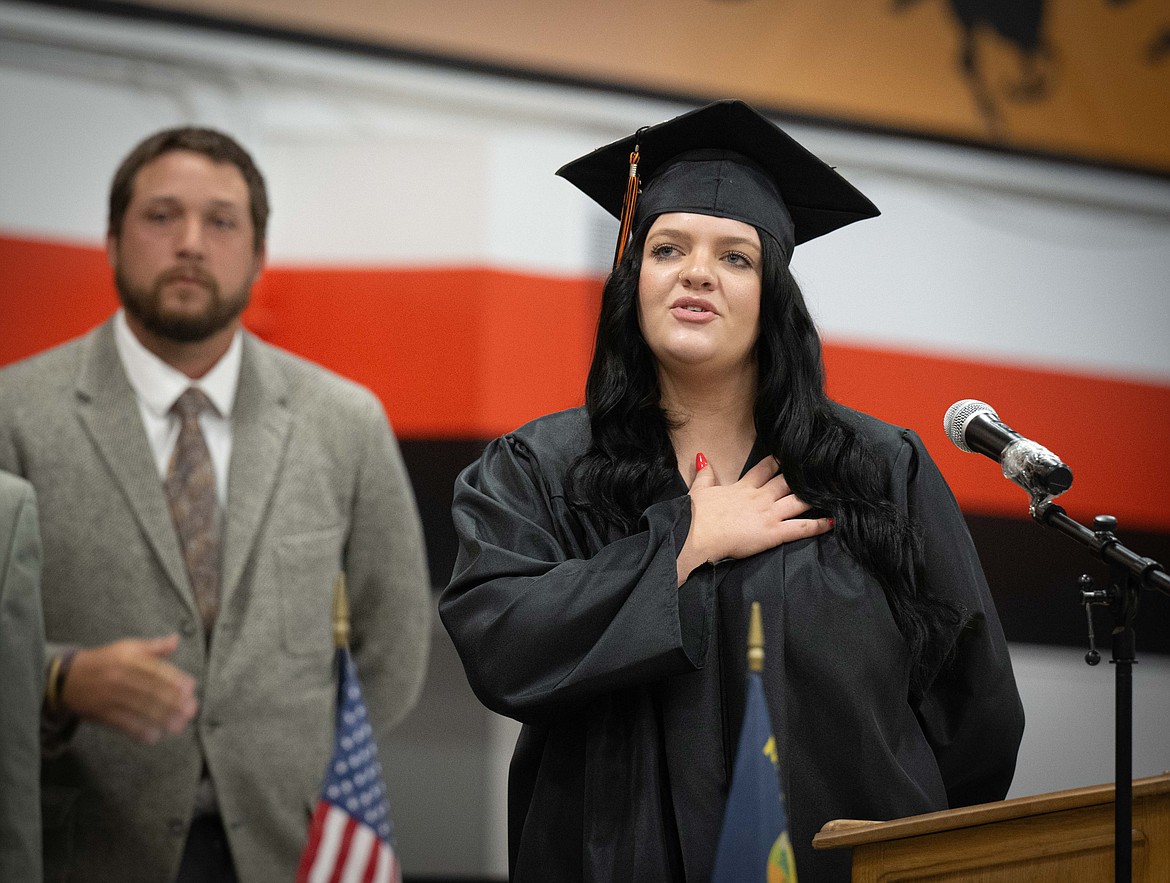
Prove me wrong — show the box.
[440,100,1024,882]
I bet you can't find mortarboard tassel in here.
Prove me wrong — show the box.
[613,139,642,268]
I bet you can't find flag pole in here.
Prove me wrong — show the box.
[712,600,799,882]
[748,601,764,673]
[298,571,403,883]
[332,572,349,650]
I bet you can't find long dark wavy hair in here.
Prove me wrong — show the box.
[566,219,964,697]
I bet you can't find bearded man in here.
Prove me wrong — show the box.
[0,128,431,883]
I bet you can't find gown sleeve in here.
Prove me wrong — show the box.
[439,431,718,724]
[897,429,1026,807]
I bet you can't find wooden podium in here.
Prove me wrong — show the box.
[812,772,1170,881]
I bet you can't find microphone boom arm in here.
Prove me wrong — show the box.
[1030,500,1170,599]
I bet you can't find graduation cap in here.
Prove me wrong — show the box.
[556,99,879,267]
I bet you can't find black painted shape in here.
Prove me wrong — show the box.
[966,514,1170,655]
[893,0,1051,137]
[398,438,489,590]
[397,437,1170,654]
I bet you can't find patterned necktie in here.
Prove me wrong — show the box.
[165,388,221,636]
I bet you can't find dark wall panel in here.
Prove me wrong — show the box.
[967,514,1170,656]
[402,437,1170,656]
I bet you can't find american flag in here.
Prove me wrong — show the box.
[296,648,402,883]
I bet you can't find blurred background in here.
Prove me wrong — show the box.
[2,1,1168,879]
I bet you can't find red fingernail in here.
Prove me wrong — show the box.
[828,518,836,528]
[696,452,708,471]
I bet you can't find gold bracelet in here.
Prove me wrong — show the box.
[45,654,63,712]
[44,649,78,713]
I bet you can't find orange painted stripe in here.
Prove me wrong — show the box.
[2,236,121,359]
[250,265,600,438]
[3,235,1167,532]
[823,345,1170,533]
[0,236,601,438]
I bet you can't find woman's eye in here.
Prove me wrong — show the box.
[725,251,753,268]
[209,216,237,231]
[650,243,679,259]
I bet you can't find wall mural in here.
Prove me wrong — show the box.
[131,0,1170,173]
[892,0,1170,142]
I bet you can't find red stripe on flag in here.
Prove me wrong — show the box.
[296,801,330,882]
[361,839,381,883]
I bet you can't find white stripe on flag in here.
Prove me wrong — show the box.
[372,846,390,883]
[339,824,375,883]
[308,808,349,883]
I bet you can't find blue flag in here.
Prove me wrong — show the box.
[711,670,798,883]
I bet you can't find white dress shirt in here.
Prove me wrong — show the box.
[112,310,241,505]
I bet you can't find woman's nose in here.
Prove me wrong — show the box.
[679,254,714,288]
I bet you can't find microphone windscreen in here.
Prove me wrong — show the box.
[943,399,997,453]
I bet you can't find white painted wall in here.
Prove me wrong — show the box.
[2,1,1168,877]
[3,1,1168,385]
[1009,643,1170,800]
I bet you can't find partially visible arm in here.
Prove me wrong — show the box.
[57,634,197,745]
[901,430,1025,806]
[345,397,432,737]
[440,435,719,724]
[0,477,45,883]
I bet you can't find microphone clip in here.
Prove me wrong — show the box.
[1079,574,1109,666]
[1002,438,1072,505]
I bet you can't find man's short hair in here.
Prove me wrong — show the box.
[108,127,269,253]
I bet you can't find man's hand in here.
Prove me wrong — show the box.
[61,634,198,744]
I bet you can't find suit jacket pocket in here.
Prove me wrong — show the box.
[276,526,345,657]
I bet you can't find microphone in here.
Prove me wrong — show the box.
[943,399,1073,498]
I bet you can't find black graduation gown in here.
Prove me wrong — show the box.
[440,405,1024,883]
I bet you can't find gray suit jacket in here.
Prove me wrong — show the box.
[0,471,44,883]
[0,320,432,883]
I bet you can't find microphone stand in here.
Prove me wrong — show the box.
[1029,499,1170,883]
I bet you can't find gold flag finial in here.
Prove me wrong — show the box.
[748,601,764,673]
[332,572,350,649]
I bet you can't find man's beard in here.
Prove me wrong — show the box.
[116,264,250,344]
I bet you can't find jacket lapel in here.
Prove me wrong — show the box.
[74,321,196,615]
[220,335,291,610]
